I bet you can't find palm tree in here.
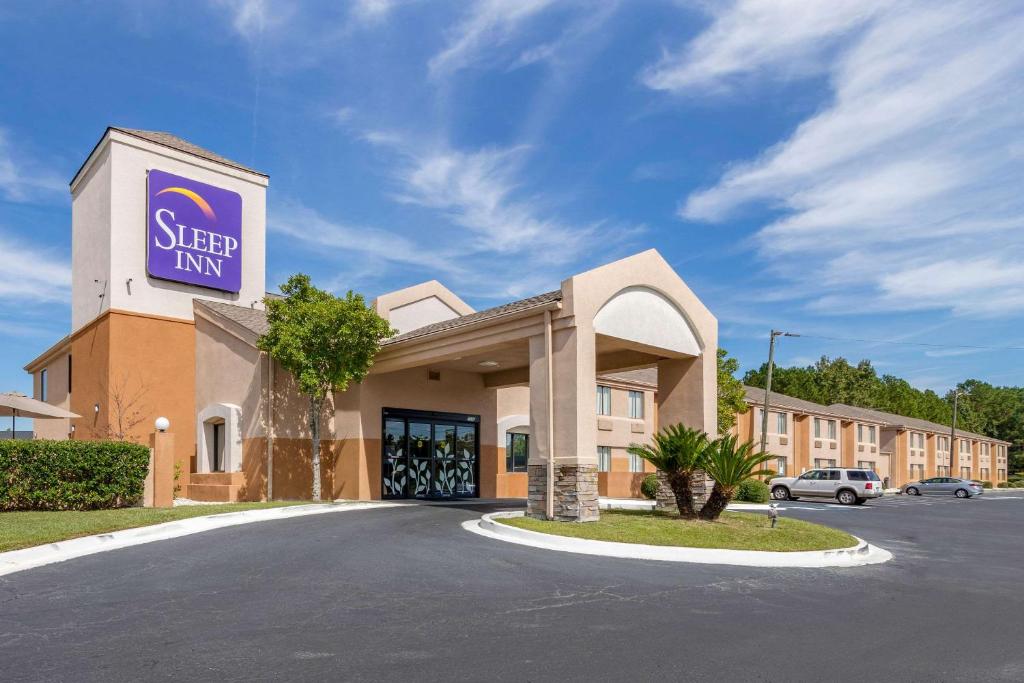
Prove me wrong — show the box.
[699,434,776,521]
[627,424,709,519]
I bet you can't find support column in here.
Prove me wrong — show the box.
[656,355,716,508]
[926,434,937,478]
[149,431,175,508]
[527,325,599,521]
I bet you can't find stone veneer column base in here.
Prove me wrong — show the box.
[527,464,600,522]
[654,470,713,513]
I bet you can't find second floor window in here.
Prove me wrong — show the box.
[776,412,787,435]
[40,369,48,402]
[596,385,611,416]
[628,390,643,419]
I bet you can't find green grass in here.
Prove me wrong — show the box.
[0,502,308,553]
[498,510,857,552]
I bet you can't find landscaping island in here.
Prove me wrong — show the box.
[0,502,305,553]
[498,510,857,552]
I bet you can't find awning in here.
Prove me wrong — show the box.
[0,393,80,439]
[0,393,80,419]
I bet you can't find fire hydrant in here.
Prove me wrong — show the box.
[768,502,780,528]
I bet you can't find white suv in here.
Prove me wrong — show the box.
[769,468,884,505]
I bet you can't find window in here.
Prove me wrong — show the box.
[960,466,971,478]
[857,460,875,471]
[814,458,836,469]
[39,369,48,402]
[825,469,841,480]
[815,418,837,440]
[868,426,877,444]
[998,469,1006,480]
[596,385,611,416]
[597,446,611,472]
[937,466,949,476]
[960,440,970,454]
[776,412,787,435]
[981,443,989,456]
[505,432,528,473]
[937,436,948,452]
[800,470,824,480]
[848,470,867,481]
[629,451,644,473]
[68,355,72,394]
[857,424,862,442]
[980,468,989,480]
[910,464,924,479]
[775,457,786,476]
[628,391,644,419]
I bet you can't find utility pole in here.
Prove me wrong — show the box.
[949,390,962,478]
[760,330,800,457]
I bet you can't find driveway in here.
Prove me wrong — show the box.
[1,496,1022,682]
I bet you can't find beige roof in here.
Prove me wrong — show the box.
[385,290,562,345]
[599,368,657,387]
[828,403,1006,443]
[112,127,265,176]
[195,290,564,346]
[741,385,872,422]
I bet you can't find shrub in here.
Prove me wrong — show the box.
[980,480,993,489]
[0,440,150,511]
[997,482,1008,488]
[734,478,770,504]
[641,473,659,500]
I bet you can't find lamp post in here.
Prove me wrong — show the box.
[760,330,800,458]
[949,390,962,478]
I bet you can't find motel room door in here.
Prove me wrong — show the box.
[381,408,480,500]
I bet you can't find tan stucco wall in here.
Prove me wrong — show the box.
[31,348,72,439]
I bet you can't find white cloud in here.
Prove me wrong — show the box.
[0,128,64,202]
[650,1,1024,318]
[428,0,557,77]
[0,230,69,303]
[213,0,294,41]
[642,0,885,92]
[350,0,396,24]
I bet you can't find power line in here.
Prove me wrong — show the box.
[786,333,1024,353]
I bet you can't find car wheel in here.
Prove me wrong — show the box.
[955,488,970,498]
[837,489,857,505]
[906,486,920,496]
[771,486,790,501]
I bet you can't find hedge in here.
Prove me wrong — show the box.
[734,478,770,504]
[0,440,150,511]
[641,473,659,500]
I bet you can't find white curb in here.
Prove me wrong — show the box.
[0,502,400,578]
[600,498,655,510]
[463,511,892,568]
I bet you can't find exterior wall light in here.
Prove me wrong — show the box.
[478,360,499,367]
[155,417,170,432]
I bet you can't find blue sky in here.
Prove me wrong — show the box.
[2,0,1024,415]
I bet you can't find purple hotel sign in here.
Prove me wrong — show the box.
[147,169,242,293]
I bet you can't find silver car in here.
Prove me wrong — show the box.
[769,468,884,505]
[902,477,984,498]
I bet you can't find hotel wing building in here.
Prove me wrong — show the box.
[24,128,717,518]
[735,387,1010,487]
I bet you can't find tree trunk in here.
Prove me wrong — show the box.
[699,483,734,521]
[310,395,322,502]
[667,470,697,519]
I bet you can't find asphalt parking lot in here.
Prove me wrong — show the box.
[1,494,1022,682]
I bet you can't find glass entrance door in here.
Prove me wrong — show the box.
[381,409,479,500]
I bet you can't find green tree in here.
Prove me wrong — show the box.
[627,424,709,519]
[717,348,748,435]
[258,274,394,501]
[699,434,775,521]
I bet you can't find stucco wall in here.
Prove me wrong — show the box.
[72,131,268,332]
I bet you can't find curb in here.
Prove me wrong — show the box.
[0,502,400,578]
[463,511,893,568]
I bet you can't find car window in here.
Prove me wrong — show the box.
[923,478,938,483]
[847,471,867,481]
[865,471,880,481]
[826,469,841,481]
[799,470,821,480]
